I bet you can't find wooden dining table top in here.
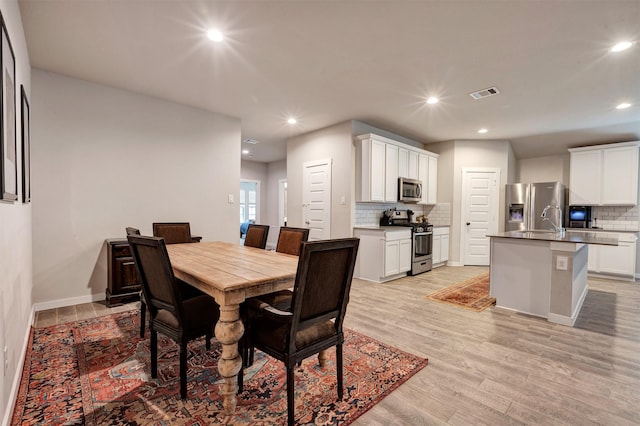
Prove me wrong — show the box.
[166,241,299,304]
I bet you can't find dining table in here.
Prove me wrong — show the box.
[166,241,299,415]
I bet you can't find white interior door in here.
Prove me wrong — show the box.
[303,159,332,241]
[462,169,499,265]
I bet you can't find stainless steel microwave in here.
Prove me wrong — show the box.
[398,177,422,203]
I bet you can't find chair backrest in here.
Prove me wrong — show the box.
[152,222,192,244]
[276,227,310,255]
[244,224,270,249]
[125,227,141,236]
[127,235,184,322]
[287,238,359,347]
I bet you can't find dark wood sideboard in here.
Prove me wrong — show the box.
[106,239,141,307]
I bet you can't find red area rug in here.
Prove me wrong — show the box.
[12,310,428,425]
[426,272,496,312]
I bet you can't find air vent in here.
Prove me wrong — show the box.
[243,138,260,144]
[469,86,500,100]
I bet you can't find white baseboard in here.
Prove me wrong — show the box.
[33,293,106,312]
[2,306,35,426]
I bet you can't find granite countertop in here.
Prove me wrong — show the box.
[488,230,620,246]
[565,227,639,234]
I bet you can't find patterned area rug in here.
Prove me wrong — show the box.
[426,272,496,312]
[12,310,428,425]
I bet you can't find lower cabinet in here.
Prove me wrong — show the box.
[354,228,412,283]
[585,232,638,280]
[432,227,449,267]
[106,239,142,306]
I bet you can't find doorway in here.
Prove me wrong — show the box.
[240,180,260,224]
[461,168,500,265]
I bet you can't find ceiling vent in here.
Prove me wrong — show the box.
[243,138,260,144]
[469,86,500,100]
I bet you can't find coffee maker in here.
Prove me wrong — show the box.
[568,206,592,228]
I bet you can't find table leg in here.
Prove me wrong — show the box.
[214,304,244,415]
[318,349,329,367]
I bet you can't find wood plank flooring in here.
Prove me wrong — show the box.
[34,266,640,425]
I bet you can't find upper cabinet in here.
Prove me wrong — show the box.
[569,141,640,206]
[356,133,438,203]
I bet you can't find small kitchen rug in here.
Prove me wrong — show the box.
[12,310,428,425]
[425,272,496,312]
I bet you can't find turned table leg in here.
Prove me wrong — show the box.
[214,304,244,415]
[318,349,329,367]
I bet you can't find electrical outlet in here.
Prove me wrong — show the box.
[556,256,568,271]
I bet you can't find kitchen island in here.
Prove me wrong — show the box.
[488,230,618,326]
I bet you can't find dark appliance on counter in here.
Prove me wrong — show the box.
[380,209,433,275]
[569,206,592,228]
[398,177,422,203]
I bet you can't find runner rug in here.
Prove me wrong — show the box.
[12,310,428,425]
[425,272,496,312]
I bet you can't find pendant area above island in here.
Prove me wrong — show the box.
[488,230,618,327]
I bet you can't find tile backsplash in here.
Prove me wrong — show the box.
[355,202,451,227]
[591,206,639,231]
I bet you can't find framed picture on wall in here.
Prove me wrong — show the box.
[21,85,29,203]
[0,13,16,202]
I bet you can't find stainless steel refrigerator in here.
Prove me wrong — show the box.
[505,182,566,231]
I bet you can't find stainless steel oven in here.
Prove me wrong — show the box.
[410,224,433,275]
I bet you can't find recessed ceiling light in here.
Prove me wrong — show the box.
[287,117,297,125]
[426,97,439,105]
[610,41,634,52]
[478,128,488,134]
[207,29,224,42]
[242,149,250,155]
[616,102,632,109]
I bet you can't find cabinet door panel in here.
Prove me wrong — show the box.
[427,156,438,204]
[385,144,399,202]
[370,140,386,202]
[441,235,449,262]
[601,146,639,205]
[598,243,635,276]
[384,240,400,276]
[570,150,600,205]
[399,239,412,272]
[115,257,140,292]
[398,147,409,178]
[408,151,419,180]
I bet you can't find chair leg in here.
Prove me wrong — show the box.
[205,330,212,350]
[180,342,188,400]
[150,329,158,378]
[139,299,146,338]
[238,363,244,393]
[337,344,343,400]
[287,364,295,426]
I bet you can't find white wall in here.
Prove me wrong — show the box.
[517,154,570,184]
[0,0,32,421]
[287,121,354,238]
[31,70,241,305]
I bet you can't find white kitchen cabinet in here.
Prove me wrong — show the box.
[418,153,438,204]
[353,227,412,282]
[356,135,386,202]
[385,144,399,202]
[569,141,640,206]
[398,147,409,178]
[432,227,449,267]
[408,150,419,180]
[581,231,638,280]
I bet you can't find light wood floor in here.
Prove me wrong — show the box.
[34,266,640,425]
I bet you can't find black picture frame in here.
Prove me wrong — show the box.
[21,85,29,203]
[0,12,16,202]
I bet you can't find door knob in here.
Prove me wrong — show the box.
[305,220,310,225]
[466,222,471,226]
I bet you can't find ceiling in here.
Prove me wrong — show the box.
[19,0,640,163]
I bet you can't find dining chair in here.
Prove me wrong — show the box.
[127,235,220,400]
[244,224,270,249]
[125,227,148,338]
[152,222,202,244]
[238,238,360,426]
[275,226,310,256]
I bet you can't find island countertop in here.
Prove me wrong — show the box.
[488,230,619,246]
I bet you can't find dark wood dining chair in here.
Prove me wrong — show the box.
[244,224,270,249]
[152,222,202,244]
[125,227,148,338]
[127,235,220,400]
[239,238,360,426]
[275,226,310,256]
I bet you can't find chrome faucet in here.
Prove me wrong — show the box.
[541,205,564,235]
